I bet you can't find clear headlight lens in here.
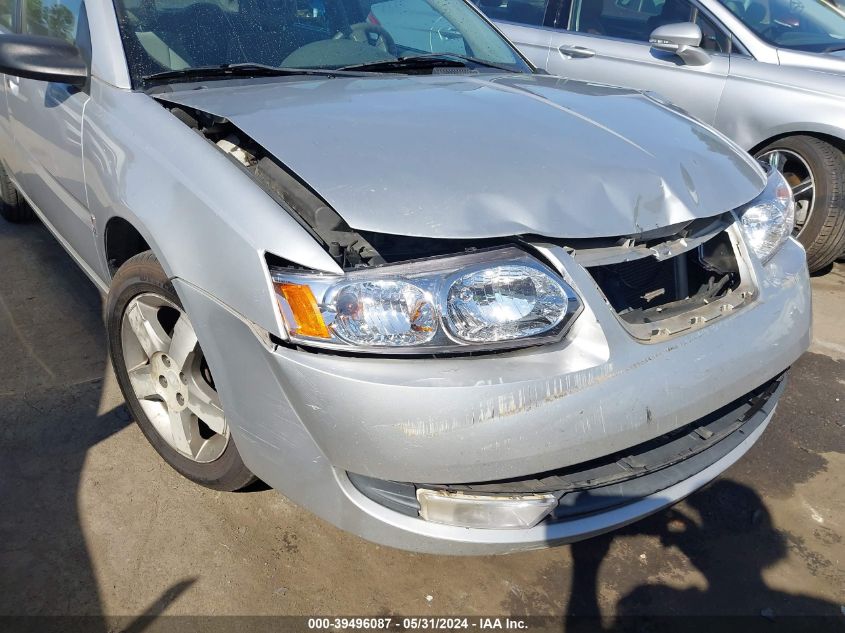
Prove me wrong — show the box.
[270,248,582,354]
[446,265,570,343]
[327,280,436,347]
[738,168,796,264]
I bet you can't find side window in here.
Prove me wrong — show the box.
[24,0,85,43]
[473,0,548,27]
[695,11,730,52]
[570,0,692,42]
[366,0,469,54]
[0,0,14,29]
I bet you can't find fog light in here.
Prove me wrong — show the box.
[416,489,557,529]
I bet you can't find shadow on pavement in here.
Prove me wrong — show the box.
[2,219,843,629]
[566,480,843,631]
[810,262,835,277]
[0,220,194,629]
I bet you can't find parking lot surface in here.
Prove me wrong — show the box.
[1,219,842,622]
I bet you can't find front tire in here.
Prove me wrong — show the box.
[106,251,257,491]
[0,162,34,223]
[756,136,845,272]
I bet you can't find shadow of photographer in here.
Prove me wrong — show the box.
[565,479,843,632]
[0,220,195,631]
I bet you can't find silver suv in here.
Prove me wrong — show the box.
[0,0,809,553]
[490,0,845,271]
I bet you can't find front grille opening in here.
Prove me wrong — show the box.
[587,231,741,325]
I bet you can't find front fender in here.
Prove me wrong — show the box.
[715,65,845,151]
[82,79,341,335]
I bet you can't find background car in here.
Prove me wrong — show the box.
[718,0,845,72]
[367,0,467,55]
[486,0,845,271]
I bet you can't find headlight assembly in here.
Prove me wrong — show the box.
[737,167,796,264]
[270,247,582,354]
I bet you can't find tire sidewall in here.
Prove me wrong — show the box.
[106,254,253,490]
[0,162,32,223]
[757,137,844,265]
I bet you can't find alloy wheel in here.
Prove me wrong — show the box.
[758,148,816,236]
[121,294,229,463]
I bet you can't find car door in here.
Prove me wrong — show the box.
[541,0,731,126]
[477,0,556,69]
[7,0,102,276]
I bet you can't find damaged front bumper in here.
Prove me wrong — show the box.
[349,373,785,524]
[174,235,810,554]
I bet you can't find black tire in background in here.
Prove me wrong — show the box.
[106,251,257,492]
[0,162,34,223]
[756,136,845,272]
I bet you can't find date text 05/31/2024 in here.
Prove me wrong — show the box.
[307,618,529,630]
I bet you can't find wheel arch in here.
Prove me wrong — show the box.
[101,213,179,284]
[104,216,153,277]
[749,130,845,157]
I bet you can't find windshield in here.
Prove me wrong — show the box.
[722,0,845,52]
[112,0,530,86]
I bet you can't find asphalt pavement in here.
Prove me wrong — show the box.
[0,218,842,626]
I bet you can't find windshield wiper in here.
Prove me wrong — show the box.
[825,44,845,53]
[142,63,341,85]
[339,53,517,73]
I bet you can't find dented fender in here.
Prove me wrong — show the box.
[82,79,342,335]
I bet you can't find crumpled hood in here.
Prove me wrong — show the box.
[160,73,765,239]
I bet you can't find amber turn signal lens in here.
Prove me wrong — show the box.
[275,283,331,338]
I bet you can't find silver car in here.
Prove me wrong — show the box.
[490,0,845,272]
[0,0,809,554]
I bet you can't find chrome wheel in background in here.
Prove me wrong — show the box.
[758,148,815,237]
[755,135,845,272]
[121,293,229,463]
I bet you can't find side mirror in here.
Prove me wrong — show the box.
[649,22,711,66]
[0,34,88,86]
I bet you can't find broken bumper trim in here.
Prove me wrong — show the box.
[348,372,785,523]
[171,238,808,553]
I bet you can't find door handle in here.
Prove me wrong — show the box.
[7,75,19,96]
[558,45,596,59]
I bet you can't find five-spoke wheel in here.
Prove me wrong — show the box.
[107,251,256,491]
[122,294,228,463]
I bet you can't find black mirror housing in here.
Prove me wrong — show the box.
[0,34,88,86]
